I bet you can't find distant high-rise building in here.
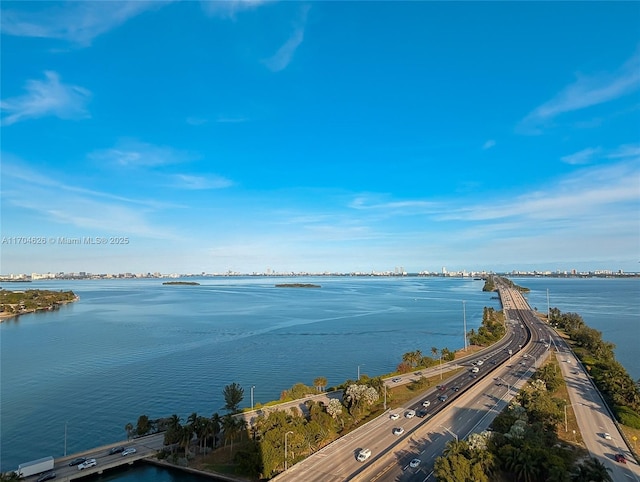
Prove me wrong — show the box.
[442,267,447,275]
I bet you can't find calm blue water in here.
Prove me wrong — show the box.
[0,276,637,478]
[517,277,639,380]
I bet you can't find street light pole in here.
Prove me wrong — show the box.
[284,430,293,471]
[462,300,467,351]
[64,421,67,456]
[564,401,574,432]
[384,384,387,410]
[439,424,458,442]
[358,364,364,381]
[251,385,255,410]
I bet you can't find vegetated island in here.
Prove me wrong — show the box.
[162,281,201,286]
[0,289,78,321]
[275,283,321,288]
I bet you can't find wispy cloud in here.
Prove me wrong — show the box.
[171,174,234,190]
[349,195,439,213]
[482,140,496,150]
[263,5,310,72]
[2,157,180,238]
[561,147,602,165]
[200,0,269,18]
[186,116,208,126]
[518,50,640,133]
[0,1,168,46]
[1,71,91,126]
[89,139,198,167]
[440,160,639,224]
[606,143,640,160]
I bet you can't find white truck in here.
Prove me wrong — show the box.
[15,456,54,477]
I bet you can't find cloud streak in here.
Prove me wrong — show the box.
[263,5,310,72]
[560,147,602,165]
[200,0,269,18]
[171,174,234,190]
[1,71,91,126]
[0,1,168,46]
[518,50,640,133]
[2,158,181,239]
[89,139,198,167]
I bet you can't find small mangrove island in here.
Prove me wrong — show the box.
[275,283,321,288]
[162,281,201,286]
[0,289,78,320]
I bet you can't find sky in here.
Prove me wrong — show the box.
[1,1,639,275]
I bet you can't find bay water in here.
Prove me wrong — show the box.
[0,276,637,478]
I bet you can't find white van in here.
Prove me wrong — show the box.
[357,448,371,462]
[471,366,479,373]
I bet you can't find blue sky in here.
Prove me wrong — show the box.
[1,1,639,275]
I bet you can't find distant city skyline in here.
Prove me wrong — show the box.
[1,2,639,274]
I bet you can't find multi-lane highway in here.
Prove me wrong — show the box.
[554,336,640,480]
[19,434,165,481]
[274,285,539,482]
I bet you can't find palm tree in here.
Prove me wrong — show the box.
[186,412,199,453]
[164,414,182,453]
[222,414,242,453]
[414,350,422,365]
[211,412,222,448]
[124,422,134,441]
[443,439,467,458]
[571,457,613,482]
[313,376,328,392]
[180,424,194,460]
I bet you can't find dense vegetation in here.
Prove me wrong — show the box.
[396,347,456,373]
[0,289,76,316]
[468,307,506,346]
[434,364,612,482]
[483,275,530,293]
[549,308,640,428]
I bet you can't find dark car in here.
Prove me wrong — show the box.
[452,386,460,392]
[614,453,626,464]
[68,457,86,466]
[109,446,125,455]
[439,385,447,391]
[416,409,428,418]
[37,472,56,482]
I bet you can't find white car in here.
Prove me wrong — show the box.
[393,427,405,436]
[122,447,137,456]
[78,459,97,470]
[405,410,415,418]
[603,433,612,440]
[410,458,421,468]
[390,413,400,420]
[357,448,371,462]
[422,400,431,407]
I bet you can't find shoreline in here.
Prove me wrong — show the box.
[0,294,79,323]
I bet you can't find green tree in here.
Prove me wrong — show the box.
[223,382,245,413]
[164,414,182,453]
[210,412,222,448]
[571,457,612,482]
[313,376,328,392]
[125,422,134,441]
[136,414,152,436]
